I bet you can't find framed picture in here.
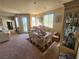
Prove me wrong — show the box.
[0,18,2,26]
[55,14,62,23]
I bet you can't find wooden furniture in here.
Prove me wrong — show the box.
[52,33,60,42]
[60,0,79,59]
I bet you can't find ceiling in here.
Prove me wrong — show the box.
[0,0,72,15]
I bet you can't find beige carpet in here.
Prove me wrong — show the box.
[0,34,59,59]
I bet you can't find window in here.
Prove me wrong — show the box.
[31,14,54,28]
[31,17,36,27]
[36,17,42,26]
[22,17,28,32]
[31,17,42,27]
[43,14,54,28]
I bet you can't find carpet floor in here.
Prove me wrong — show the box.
[0,34,59,59]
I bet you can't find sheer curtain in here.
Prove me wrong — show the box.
[15,17,19,28]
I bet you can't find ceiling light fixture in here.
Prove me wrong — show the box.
[33,1,37,4]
